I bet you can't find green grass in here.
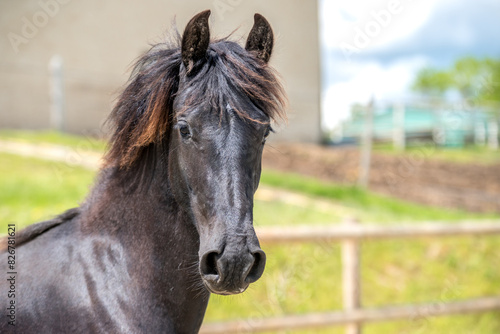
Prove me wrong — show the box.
[0,153,95,230]
[1,131,500,333]
[254,195,347,226]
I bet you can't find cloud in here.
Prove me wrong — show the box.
[329,0,500,67]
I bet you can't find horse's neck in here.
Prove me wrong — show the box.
[78,168,209,329]
[81,167,199,262]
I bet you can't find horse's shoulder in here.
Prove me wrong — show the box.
[0,208,80,252]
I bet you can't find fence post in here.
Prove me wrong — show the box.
[49,54,65,131]
[393,103,405,151]
[474,121,486,146]
[342,218,361,334]
[487,119,498,150]
[358,99,374,188]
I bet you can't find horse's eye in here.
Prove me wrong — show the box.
[263,126,272,144]
[179,124,191,138]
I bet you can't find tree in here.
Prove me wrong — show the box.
[412,68,452,95]
[412,57,500,107]
[478,59,500,106]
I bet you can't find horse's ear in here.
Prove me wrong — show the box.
[181,10,211,72]
[245,14,274,63]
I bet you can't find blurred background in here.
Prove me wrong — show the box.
[0,0,320,142]
[1,0,499,333]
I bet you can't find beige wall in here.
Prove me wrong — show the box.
[0,0,320,142]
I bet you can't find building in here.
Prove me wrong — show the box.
[338,103,499,148]
[0,0,321,143]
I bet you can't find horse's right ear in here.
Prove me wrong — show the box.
[181,10,211,73]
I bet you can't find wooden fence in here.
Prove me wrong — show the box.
[200,219,500,333]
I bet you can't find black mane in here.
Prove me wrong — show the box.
[105,35,286,169]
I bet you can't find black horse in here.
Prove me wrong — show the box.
[0,10,286,333]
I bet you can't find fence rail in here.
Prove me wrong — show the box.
[255,220,500,243]
[200,220,500,333]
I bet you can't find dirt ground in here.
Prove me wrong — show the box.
[263,143,500,213]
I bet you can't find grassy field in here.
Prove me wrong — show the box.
[0,153,95,229]
[1,130,500,333]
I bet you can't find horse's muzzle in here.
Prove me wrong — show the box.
[200,246,266,295]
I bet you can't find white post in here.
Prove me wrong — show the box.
[342,218,361,334]
[332,123,344,144]
[433,110,446,146]
[358,99,374,188]
[393,103,405,151]
[49,54,65,131]
[487,119,498,150]
[474,121,486,146]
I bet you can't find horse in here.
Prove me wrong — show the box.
[0,10,286,333]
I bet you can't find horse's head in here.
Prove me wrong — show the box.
[168,10,282,295]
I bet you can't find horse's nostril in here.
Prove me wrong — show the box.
[245,250,266,284]
[201,251,219,276]
[201,248,266,292]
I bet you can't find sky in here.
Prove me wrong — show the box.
[320,0,500,130]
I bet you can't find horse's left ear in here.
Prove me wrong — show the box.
[245,14,274,63]
[182,10,211,72]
